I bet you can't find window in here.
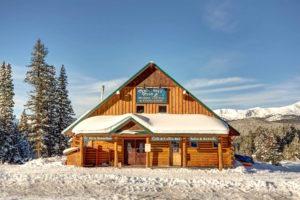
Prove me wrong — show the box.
[171,141,180,152]
[213,140,218,148]
[159,105,167,113]
[139,143,144,153]
[190,141,198,148]
[136,106,144,113]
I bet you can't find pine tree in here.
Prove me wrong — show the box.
[46,66,60,155]
[18,110,32,160]
[0,62,23,163]
[57,65,74,153]
[0,62,5,162]
[25,39,51,158]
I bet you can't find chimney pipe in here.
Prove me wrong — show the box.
[101,85,105,101]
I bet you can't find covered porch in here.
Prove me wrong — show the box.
[66,114,232,170]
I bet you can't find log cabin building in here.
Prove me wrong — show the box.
[62,62,239,170]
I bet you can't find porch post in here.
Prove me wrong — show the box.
[80,135,84,167]
[114,137,118,167]
[218,137,223,171]
[182,137,187,167]
[146,137,150,168]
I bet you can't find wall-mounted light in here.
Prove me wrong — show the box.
[116,90,120,95]
[183,90,187,95]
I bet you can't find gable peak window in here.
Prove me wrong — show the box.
[136,105,144,113]
[158,105,167,113]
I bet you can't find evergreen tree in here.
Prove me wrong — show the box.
[0,62,5,161]
[25,39,51,158]
[46,66,60,155]
[57,65,74,152]
[18,110,32,160]
[0,62,23,163]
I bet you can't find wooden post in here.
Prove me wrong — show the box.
[182,137,187,167]
[96,145,99,167]
[146,137,150,168]
[114,138,118,167]
[80,136,84,167]
[168,141,172,166]
[218,137,223,171]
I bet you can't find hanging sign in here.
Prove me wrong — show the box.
[188,137,217,142]
[145,144,151,152]
[151,137,182,141]
[136,88,167,104]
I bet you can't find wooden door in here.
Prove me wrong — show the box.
[135,140,146,165]
[124,139,146,165]
[125,140,135,165]
[171,141,181,166]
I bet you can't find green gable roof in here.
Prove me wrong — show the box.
[62,62,240,136]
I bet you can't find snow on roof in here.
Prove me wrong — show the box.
[63,147,79,155]
[72,114,229,135]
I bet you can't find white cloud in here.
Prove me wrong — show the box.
[203,77,300,109]
[203,0,237,32]
[68,76,127,117]
[193,84,264,94]
[185,77,251,90]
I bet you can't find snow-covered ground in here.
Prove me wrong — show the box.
[0,157,300,200]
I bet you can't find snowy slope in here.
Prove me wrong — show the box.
[214,101,300,121]
[0,157,300,199]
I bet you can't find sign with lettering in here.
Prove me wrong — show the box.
[84,136,113,143]
[151,137,182,141]
[136,88,167,104]
[188,137,217,142]
[145,144,151,152]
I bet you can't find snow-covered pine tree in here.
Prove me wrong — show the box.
[57,65,74,152]
[0,62,5,162]
[18,109,32,160]
[5,64,22,163]
[25,39,51,158]
[46,66,60,156]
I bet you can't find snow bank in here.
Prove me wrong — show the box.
[0,157,299,199]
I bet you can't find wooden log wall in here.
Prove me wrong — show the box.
[150,141,170,167]
[88,69,214,117]
[66,151,81,166]
[84,139,123,166]
[186,136,232,167]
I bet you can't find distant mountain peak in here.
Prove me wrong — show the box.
[214,101,300,121]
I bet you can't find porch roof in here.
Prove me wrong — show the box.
[72,113,229,135]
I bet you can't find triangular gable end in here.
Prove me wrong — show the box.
[111,119,152,135]
[62,62,240,136]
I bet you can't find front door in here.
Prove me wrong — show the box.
[124,139,146,165]
[171,141,181,166]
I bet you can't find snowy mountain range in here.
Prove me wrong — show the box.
[214,101,300,121]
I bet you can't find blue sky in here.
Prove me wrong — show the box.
[1,0,300,117]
